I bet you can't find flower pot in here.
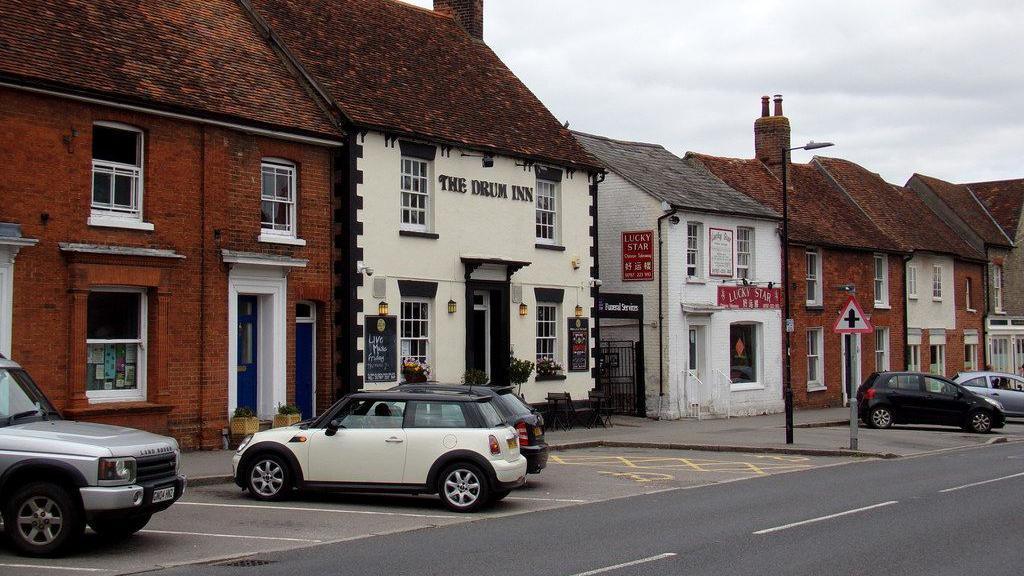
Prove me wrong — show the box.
[273,414,302,428]
[403,372,428,383]
[230,416,260,435]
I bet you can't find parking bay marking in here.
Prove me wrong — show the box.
[0,564,110,573]
[753,501,899,535]
[177,501,458,519]
[568,552,678,576]
[938,471,1024,493]
[140,529,321,543]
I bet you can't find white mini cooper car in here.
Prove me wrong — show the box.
[232,390,527,512]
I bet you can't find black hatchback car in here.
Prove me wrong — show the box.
[393,384,548,473]
[857,371,1006,433]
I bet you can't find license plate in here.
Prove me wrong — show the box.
[507,438,518,450]
[152,487,175,503]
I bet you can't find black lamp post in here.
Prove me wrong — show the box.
[782,140,834,444]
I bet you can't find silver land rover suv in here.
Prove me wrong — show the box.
[0,355,186,556]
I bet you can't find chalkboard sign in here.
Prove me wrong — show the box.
[567,317,590,372]
[364,316,397,383]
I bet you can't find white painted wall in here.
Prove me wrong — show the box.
[357,132,595,402]
[906,253,955,330]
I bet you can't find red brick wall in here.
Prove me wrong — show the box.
[0,87,334,449]
[787,246,905,409]
[952,260,985,373]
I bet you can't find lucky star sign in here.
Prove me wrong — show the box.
[832,295,874,334]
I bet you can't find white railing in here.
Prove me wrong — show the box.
[683,370,703,419]
[682,369,732,420]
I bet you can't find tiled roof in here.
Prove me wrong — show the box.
[908,174,1011,247]
[816,158,985,260]
[573,132,779,219]
[965,179,1024,238]
[249,0,600,170]
[686,153,899,253]
[0,0,339,138]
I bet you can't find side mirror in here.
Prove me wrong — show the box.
[325,420,340,437]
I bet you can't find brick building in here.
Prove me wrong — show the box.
[0,0,341,448]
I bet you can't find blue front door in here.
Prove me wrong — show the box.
[237,296,259,412]
[296,322,314,419]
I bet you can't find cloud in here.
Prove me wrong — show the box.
[403,0,1023,183]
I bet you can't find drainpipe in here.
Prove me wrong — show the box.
[982,258,989,369]
[903,253,912,368]
[657,206,678,413]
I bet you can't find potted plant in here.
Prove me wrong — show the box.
[273,404,302,428]
[536,357,564,380]
[230,406,259,435]
[402,358,431,383]
[462,369,489,385]
[508,355,535,395]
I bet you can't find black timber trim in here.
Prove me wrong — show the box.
[535,166,563,182]
[590,171,606,383]
[534,287,564,303]
[334,132,364,397]
[398,280,438,299]
[399,230,440,240]
[399,140,437,161]
[535,243,566,252]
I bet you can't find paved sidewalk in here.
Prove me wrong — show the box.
[181,408,1024,483]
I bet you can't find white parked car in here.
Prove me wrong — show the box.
[232,390,527,512]
[955,371,1024,418]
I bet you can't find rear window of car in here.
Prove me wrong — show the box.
[495,392,534,418]
[960,376,988,389]
[890,374,921,391]
[476,400,506,428]
[407,401,468,428]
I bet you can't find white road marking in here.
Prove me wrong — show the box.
[177,500,458,519]
[141,530,320,543]
[506,496,588,503]
[568,553,678,576]
[0,563,109,572]
[939,471,1024,493]
[753,501,898,535]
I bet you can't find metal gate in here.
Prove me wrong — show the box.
[598,340,644,416]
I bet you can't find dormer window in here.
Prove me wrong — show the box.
[91,122,149,229]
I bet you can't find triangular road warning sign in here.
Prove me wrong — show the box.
[832,295,874,334]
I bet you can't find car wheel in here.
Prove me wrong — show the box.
[867,406,894,429]
[4,481,84,557]
[967,409,994,434]
[438,462,489,513]
[245,454,291,501]
[490,489,511,503]
[89,514,151,541]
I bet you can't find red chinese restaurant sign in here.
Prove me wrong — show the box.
[622,230,654,281]
[717,286,782,309]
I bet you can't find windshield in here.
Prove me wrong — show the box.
[0,368,60,427]
[495,392,535,418]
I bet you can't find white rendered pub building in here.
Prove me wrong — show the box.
[576,132,785,419]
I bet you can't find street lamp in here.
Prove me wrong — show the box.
[782,140,834,445]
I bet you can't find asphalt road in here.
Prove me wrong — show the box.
[143,442,1024,576]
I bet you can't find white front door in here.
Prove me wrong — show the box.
[841,334,862,405]
[307,399,407,483]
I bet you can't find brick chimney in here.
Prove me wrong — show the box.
[754,94,791,176]
[434,0,483,40]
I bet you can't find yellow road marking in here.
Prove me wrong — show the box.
[599,471,675,483]
[552,453,815,477]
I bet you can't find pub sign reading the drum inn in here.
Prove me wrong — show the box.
[622,230,654,281]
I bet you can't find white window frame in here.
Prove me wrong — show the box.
[806,328,824,391]
[929,343,945,376]
[85,287,147,402]
[932,265,943,300]
[907,265,918,300]
[993,265,1004,313]
[965,277,975,312]
[400,156,431,232]
[736,227,754,280]
[89,122,151,230]
[874,327,890,371]
[964,342,978,371]
[907,344,920,372]
[399,298,431,378]
[806,248,822,306]
[686,222,703,279]
[259,158,301,243]
[536,303,559,363]
[729,322,763,391]
[535,179,559,245]
[873,254,889,307]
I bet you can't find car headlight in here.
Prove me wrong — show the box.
[236,434,254,453]
[984,397,1003,410]
[98,457,137,484]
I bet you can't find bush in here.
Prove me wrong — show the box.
[462,369,490,385]
[277,403,301,415]
[233,406,256,419]
[508,356,534,395]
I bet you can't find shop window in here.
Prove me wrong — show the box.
[729,323,759,384]
[260,159,297,238]
[993,265,1004,312]
[932,265,943,300]
[535,179,559,244]
[400,157,430,232]
[91,123,143,222]
[736,227,754,279]
[86,289,146,401]
[873,254,888,307]
[805,248,822,306]
[400,299,430,377]
[874,327,889,371]
[929,344,945,375]
[536,303,558,362]
[686,222,703,278]
[907,265,918,299]
[907,344,920,372]
[806,328,823,389]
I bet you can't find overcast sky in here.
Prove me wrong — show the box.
[404,0,1023,184]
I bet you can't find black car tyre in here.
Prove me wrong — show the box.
[966,409,994,434]
[245,454,292,501]
[89,514,152,541]
[867,406,894,429]
[490,489,511,503]
[4,481,84,557]
[438,462,489,513]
